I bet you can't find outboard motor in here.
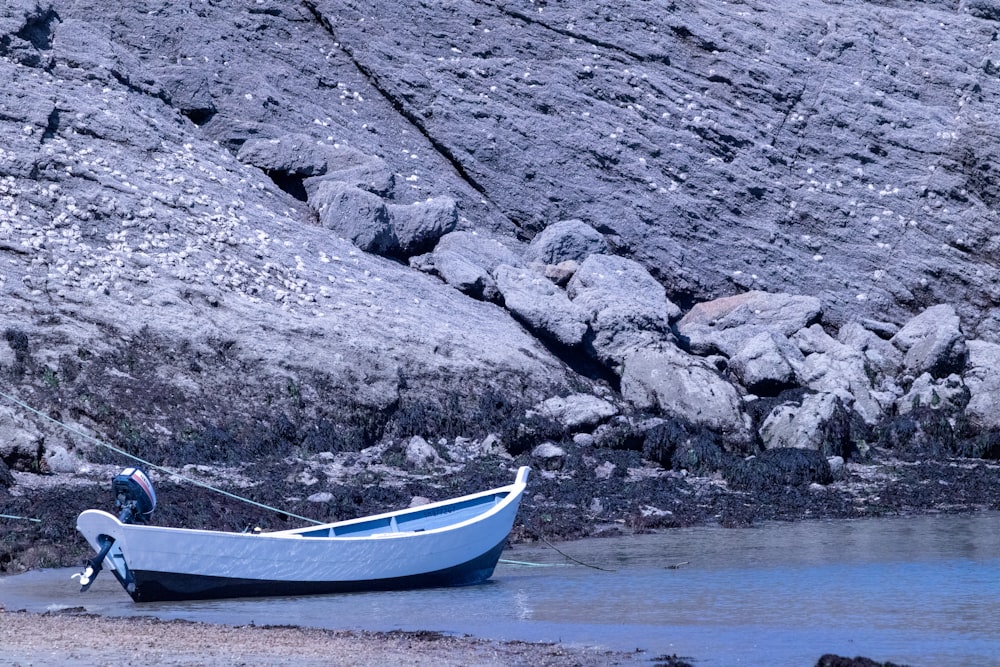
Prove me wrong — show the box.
[76,467,156,592]
[112,467,157,524]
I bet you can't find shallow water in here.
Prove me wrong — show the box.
[2,512,998,666]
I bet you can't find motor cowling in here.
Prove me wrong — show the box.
[112,467,156,524]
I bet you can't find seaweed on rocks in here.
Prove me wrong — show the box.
[875,406,962,461]
[634,415,737,475]
[815,654,912,667]
[724,448,833,492]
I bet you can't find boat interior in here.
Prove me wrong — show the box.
[284,488,513,539]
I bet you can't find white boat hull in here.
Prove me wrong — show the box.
[76,467,529,602]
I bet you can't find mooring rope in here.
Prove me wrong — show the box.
[0,513,42,523]
[0,390,324,526]
[541,537,616,572]
[497,558,560,567]
[499,540,616,571]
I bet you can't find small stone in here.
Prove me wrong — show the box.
[531,441,566,470]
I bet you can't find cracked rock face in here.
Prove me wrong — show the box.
[313,0,1000,334]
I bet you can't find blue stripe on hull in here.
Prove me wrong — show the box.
[127,539,507,602]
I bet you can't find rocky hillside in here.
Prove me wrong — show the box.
[2,0,1000,566]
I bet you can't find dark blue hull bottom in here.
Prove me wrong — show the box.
[127,540,507,602]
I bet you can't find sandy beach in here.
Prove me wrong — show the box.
[0,609,641,667]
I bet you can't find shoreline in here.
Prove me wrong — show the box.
[0,609,641,667]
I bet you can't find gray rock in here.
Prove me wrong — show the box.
[594,460,616,480]
[760,392,840,451]
[828,456,845,478]
[568,254,681,366]
[0,405,43,461]
[797,340,882,425]
[793,324,842,356]
[307,491,334,503]
[4,0,1000,500]
[677,291,822,357]
[427,231,523,299]
[531,441,566,470]
[531,394,619,430]
[894,373,968,415]
[44,445,81,474]
[962,0,1000,20]
[405,435,445,468]
[891,304,968,378]
[860,319,900,340]
[310,181,396,254]
[152,65,217,124]
[837,321,903,381]
[320,163,396,198]
[495,264,588,347]
[476,434,511,459]
[238,134,333,178]
[431,251,498,301]
[239,136,396,198]
[621,346,750,439]
[544,260,580,287]
[433,231,523,272]
[525,219,608,265]
[729,332,805,395]
[387,196,458,257]
[962,340,1000,429]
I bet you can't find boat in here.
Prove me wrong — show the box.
[75,466,530,602]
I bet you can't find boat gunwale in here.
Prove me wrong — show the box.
[79,466,530,543]
[268,465,529,539]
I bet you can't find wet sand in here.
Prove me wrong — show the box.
[0,609,640,667]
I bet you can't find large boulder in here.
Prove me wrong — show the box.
[963,340,1000,430]
[239,134,338,178]
[567,254,681,366]
[494,265,588,347]
[837,321,903,382]
[387,197,458,257]
[433,231,522,272]
[891,304,968,378]
[729,332,805,395]
[309,181,396,254]
[795,333,882,425]
[427,253,497,301]
[894,373,968,415]
[677,291,822,357]
[759,391,865,459]
[530,393,619,431]
[422,231,522,300]
[525,219,608,265]
[621,346,750,440]
[240,136,396,198]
